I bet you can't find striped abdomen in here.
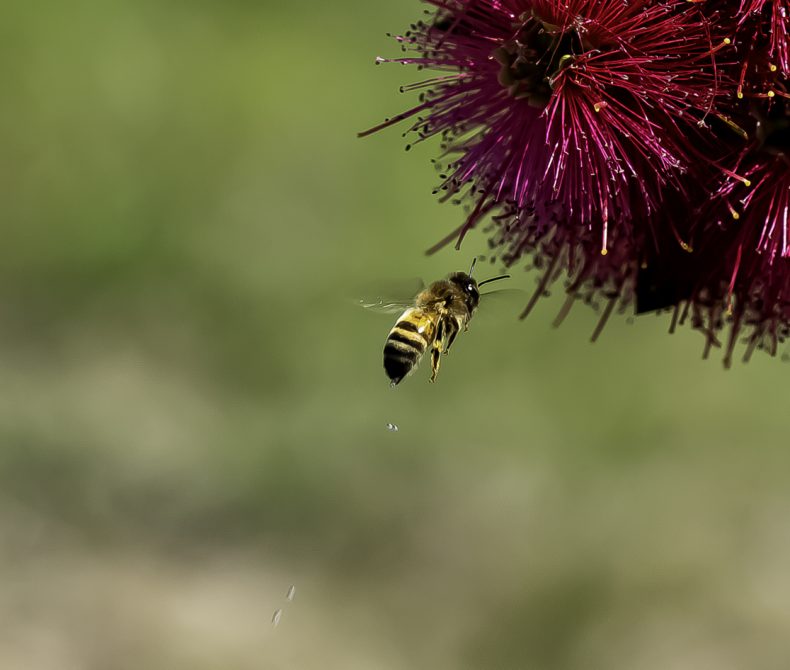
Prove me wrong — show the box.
[383,308,437,385]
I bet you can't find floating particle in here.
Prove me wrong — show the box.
[286,585,296,601]
[386,423,399,432]
[272,609,283,627]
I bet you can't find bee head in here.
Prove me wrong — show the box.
[448,258,510,311]
[448,272,481,310]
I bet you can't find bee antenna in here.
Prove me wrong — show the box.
[477,274,510,287]
[468,257,478,277]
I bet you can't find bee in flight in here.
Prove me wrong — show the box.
[379,259,509,385]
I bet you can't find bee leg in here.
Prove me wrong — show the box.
[444,320,459,355]
[430,341,443,382]
[430,319,446,382]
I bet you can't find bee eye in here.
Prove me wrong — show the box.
[467,283,474,292]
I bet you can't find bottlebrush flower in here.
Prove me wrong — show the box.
[677,41,790,365]
[735,0,789,77]
[363,0,790,363]
[361,0,726,248]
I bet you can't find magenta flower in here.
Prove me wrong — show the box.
[679,36,790,365]
[363,0,790,363]
[736,0,789,77]
[363,1,723,246]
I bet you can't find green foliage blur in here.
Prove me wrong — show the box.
[1,1,789,668]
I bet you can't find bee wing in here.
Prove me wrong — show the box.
[356,298,415,314]
[476,288,527,319]
[355,278,425,315]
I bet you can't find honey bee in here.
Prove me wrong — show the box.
[379,259,509,385]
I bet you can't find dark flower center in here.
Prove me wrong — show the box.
[756,100,789,160]
[492,21,575,107]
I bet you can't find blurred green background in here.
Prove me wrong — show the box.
[1,1,789,669]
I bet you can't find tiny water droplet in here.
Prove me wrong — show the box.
[286,585,296,601]
[386,423,399,432]
[272,609,283,627]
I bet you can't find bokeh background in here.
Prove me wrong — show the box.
[1,1,789,668]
